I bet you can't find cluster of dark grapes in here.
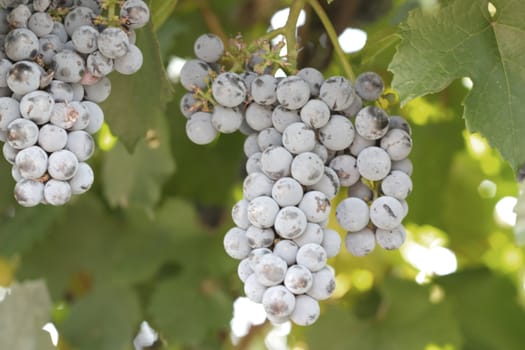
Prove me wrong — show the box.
[0,0,150,206]
[179,33,413,326]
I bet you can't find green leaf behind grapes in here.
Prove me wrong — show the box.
[389,0,525,171]
[150,0,178,30]
[0,280,55,350]
[101,21,173,151]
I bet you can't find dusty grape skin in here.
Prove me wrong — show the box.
[356,146,391,181]
[260,146,292,180]
[237,258,253,283]
[388,115,412,135]
[243,172,274,201]
[243,133,260,157]
[120,0,150,29]
[246,196,280,229]
[20,90,54,124]
[296,243,327,272]
[179,59,212,91]
[250,74,277,105]
[272,105,301,133]
[114,44,143,75]
[0,97,20,130]
[51,50,86,83]
[254,253,288,286]
[282,122,316,154]
[69,162,94,194]
[2,141,18,164]
[276,76,310,110]
[293,223,323,247]
[211,105,242,133]
[381,170,412,200]
[375,225,406,250]
[66,130,94,161]
[223,227,250,260]
[232,199,250,229]
[306,266,336,300]
[300,99,330,129]
[48,149,78,180]
[44,179,72,206]
[284,264,313,294]
[193,33,224,63]
[38,124,67,152]
[355,106,390,140]
[71,25,99,54]
[7,61,41,95]
[6,118,39,149]
[380,128,413,161]
[273,239,298,265]
[329,155,360,187]
[246,226,275,249]
[244,274,267,303]
[345,228,376,256]
[245,152,262,174]
[257,128,282,151]
[322,229,341,258]
[318,115,355,151]
[262,285,296,318]
[64,6,94,36]
[290,152,324,186]
[369,196,405,230]
[84,76,111,103]
[86,51,114,77]
[355,71,384,101]
[245,102,273,131]
[391,158,413,176]
[15,145,48,179]
[274,206,308,239]
[4,28,39,61]
[211,72,247,108]
[298,190,331,223]
[185,112,217,145]
[271,177,303,207]
[347,180,373,202]
[336,197,370,232]
[297,67,324,96]
[307,166,340,199]
[290,295,320,326]
[14,179,44,207]
[97,27,129,59]
[319,76,355,111]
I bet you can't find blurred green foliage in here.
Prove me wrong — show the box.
[1,0,525,349]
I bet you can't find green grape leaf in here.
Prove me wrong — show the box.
[0,280,55,350]
[306,278,462,350]
[60,286,141,350]
[150,0,178,30]
[389,0,525,171]
[101,20,173,151]
[102,112,175,211]
[439,269,525,349]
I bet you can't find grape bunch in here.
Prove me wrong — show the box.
[0,0,150,206]
[179,33,413,326]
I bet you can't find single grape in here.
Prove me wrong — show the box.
[180,92,198,119]
[274,206,308,239]
[15,145,48,179]
[38,124,67,152]
[247,247,272,270]
[271,105,300,133]
[300,99,330,129]
[345,228,376,256]
[82,101,104,134]
[246,226,275,249]
[356,146,391,181]
[212,72,247,108]
[245,152,262,174]
[185,111,217,145]
[244,273,267,303]
[51,50,86,84]
[290,295,320,326]
[271,177,303,207]
[319,76,355,111]
[0,97,20,130]
[254,254,288,286]
[369,196,404,230]
[388,115,412,135]
[296,243,327,272]
[260,146,292,180]
[355,106,390,140]
[7,61,41,95]
[64,6,94,36]
[251,74,277,105]
[44,179,72,206]
[273,239,298,265]
[391,158,413,176]
[7,118,38,149]
[297,67,324,96]
[71,83,85,102]
[237,258,253,283]
[284,264,313,294]
[69,101,90,130]
[84,76,111,102]
[311,142,329,163]
[48,149,78,180]
[86,51,114,77]
[50,102,78,129]
[349,133,375,156]
[355,72,384,101]
[114,44,143,75]
[33,0,52,12]
[375,225,406,250]
[282,122,316,154]
[243,133,260,157]
[97,27,129,58]
[66,130,95,161]
[321,229,341,258]
[298,190,331,223]
[232,199,250,229]
[329,155,360,187]
[7,4,31,28]
[293,223,323,247]
[347,181,373,202]
[336,197,370,232]
[2,142,18,164]
[381,170,412,200]
[14,179,44,207]
[245,102,273,131]
[257,128,282,151]
[243,172,274,201]
[71,25,98,54]
[4,28,39,61]
[291,152,324,186]
[262,285,296,318]
[342,95,363,118]
[210,105,242,134]
[120,0,150,29]
[307,166,340,199]
[380,129,412,161]
[247,195,280,229]
[193,33,224,63]
[223,227,251,260]
[50,21,68,43]
[276,76,310,110]
[47,80,74,102]
[306,266,336,300]
[20,90,54,124]
[69,162,94,194]
[319,115,355,151]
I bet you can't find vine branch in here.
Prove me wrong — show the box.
[283,0,306,71]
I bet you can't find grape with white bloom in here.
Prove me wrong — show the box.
[357,146,391,181]
[246,226,275,248]
[347,181,373,202]
[84,76,111,102]
[120,0,150,29]
[232,199,250,229]
[0,97,20,130]
[38,124,67,152]
[276,76,310,110]
[274,206,307,239]
[223,227,250,260]
[342,95,362,118]
[329,155,360,187]
[245,102,273,131]
[345,228,376,256]
[293,223,323,247]
[297,67,324,96]
[251,74,277,105]
[82,101,104,134]
[71,25,98,54]
[47,80,74,102]
[381,170,412,200]
[336,197,370,232]
[349,133,375,156]
[243,133,260,157]
[114,44,143,75]
[311,142,329,163]
[212,72,247,108]
[64,6,94,36]
[246,152,262,174]
[391,158,413,176]
[375,225,406,250]
[11,165,22,182]
[307,166,340,199]
[247,196,280,228]
[4,28,39,61]
[262,285,296,318]
[254,254,288,286]
[388,115,412,135]
[66,130,94,161]
[271,177,303,207]
[7,4,31,28]
[27,12,53,37]
[319,115,355,151]
[237,258,253,283]
[248,247,272,269]
[296,243,327,272]
[14,179,44,207]
[244,274,267,303]
[193,33,224,63]
[370,196,404,230]
[7,61,41,95]
[273,239,298,265]
[355,72,384,101]
[2,142,18,164]
[319,76,355,111]
[321,229,341,258]
[291,295,320,326]
[243,172,273,201]
[300,99,330,129]
[69,162,94,194]
[86,51,114,77]
[299,190,330,223]
[355,106,390,140]
[257,128,282,151]
[39,35,64,65]
[260,146,292,180]
[48,149,78,180]
[380,129,412,161]
[7,118,38,149]
[284,264,313,294]
[307,266,336,300]
[272,105,300,132]
[51,50,85,83]
[44,179,72,206]
[282,122,316,154]
[97,27,129,58]
[180,92,198,119]
[179,59,212,91]
[185,112,217,145]
[15,146,48,179]
[291,152,324,186]
[20,91,54,124]
[211,105,242,133]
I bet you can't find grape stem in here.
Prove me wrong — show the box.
[284,0,306,71]
[305,0,356,81]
